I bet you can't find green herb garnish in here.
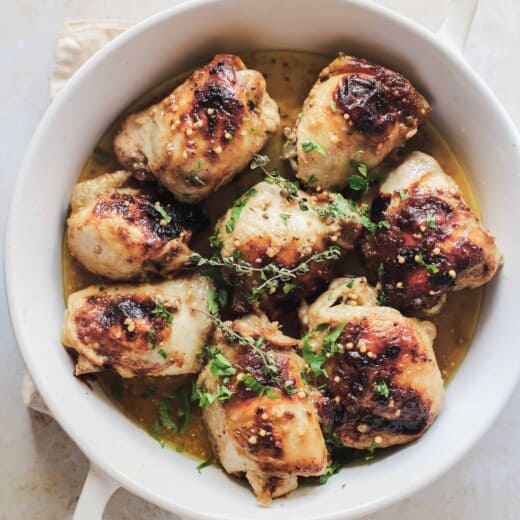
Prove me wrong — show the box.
[374,381,390,399]
[302,140,327,157]
[225,188,257,233]
[365,441,377,461]
[426,211,437,229]
[147,427,165,448]
[280,213,291,225]
[153,202,172,225]
[147,330,157,349]
[415,253,440,274]
[188,170,206,186]
[319,461,342,484]
[193,384,232,407]
[209,227,223,250]
[151,298,173,326]
[241,373,279,399]
[196,459,213,473]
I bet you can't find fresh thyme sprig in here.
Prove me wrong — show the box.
[249,154,388,231]
[207,313,280,381]
[191,246,341,300]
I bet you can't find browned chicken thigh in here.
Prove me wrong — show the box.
[361,151,503,315]
[197,313,327,501]
[114,54,280,203]
[298,277,444,449]
[210,178,362,318]
[285,54,431,190]
[67,171,205,281]
[62,273,214,378]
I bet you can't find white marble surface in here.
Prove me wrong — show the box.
[1,0,519,518]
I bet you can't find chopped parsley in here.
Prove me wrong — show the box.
[207,288,219,315]
[207,348,236,378]
[151,298,173,326]
[193,384,232,407]
[196,459,213,473]
[325,435,344,449]
[225,188,257,233]
[147,331,157,349]
[319,461,342,484]
[301,140,327,157]
[374,381,390,399]
[209,227,223,250]
[188,170,206,186]
[153,202,172,225]
[322,322,346,355]
[308,174,319,185]
[302,332,328,378]
[378,262,385,278]
[398,189,408,201]
[365,441,377,461]
[330,101,337,113]
[241,373,279,399]
[147,427,165,448]
[426,211,437,229]
[157,348,168,360]
[280,213,291,225]
[347,161,385,195]
[158,399,177,430]
[415,253,440,274]
[345,278,355,289]
[282,283,297,294]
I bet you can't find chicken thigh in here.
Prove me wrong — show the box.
[210,179,362,317]
[114,54,280,203]
[361,151,503,315]
[67,171,205,281]
[197,313,327,501]
[298,277,444,449]
[285,54,431,190]
[62,273,214,378]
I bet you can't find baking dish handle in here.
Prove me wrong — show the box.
[73,464,120,520]
[436,0,479,54]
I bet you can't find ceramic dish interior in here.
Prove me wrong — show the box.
[5,1,520,519]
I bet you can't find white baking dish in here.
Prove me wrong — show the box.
[5,0,520,518]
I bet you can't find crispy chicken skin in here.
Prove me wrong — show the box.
[67,171,205,281]
[361,152,503,315]
[198,314,327,501]
[298,277,444,449]
[286,54,431,190]
[114,54,280,203]
[62,274,214,378]
[213,180,362,317]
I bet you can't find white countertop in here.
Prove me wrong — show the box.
[1,0,519,518]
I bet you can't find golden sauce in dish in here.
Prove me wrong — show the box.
[62,51,483,460]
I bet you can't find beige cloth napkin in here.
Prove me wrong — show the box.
[23,20,135,414]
